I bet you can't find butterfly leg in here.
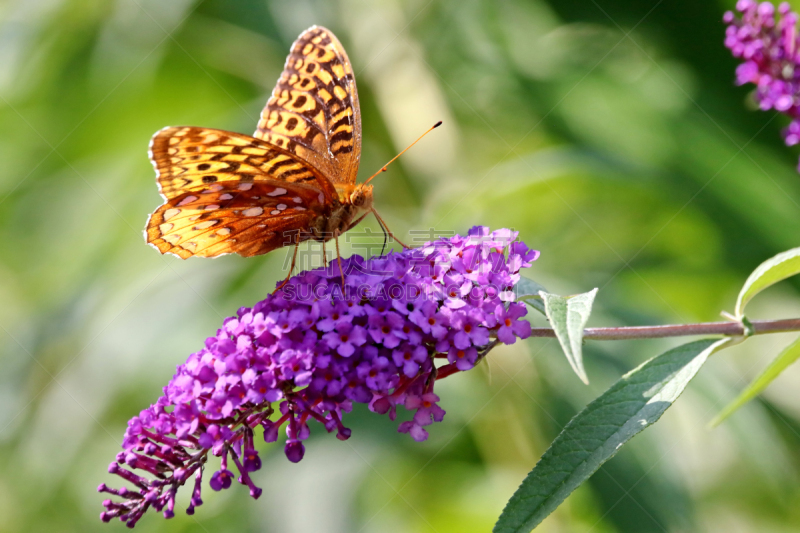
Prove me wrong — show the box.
[371,208,410,249]
[334,230,346,289]
[322,239,329,267]
[274,241,300,292]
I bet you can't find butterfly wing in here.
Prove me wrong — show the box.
[254,25,361,185]
[149,125,338,202]
[146,180,326,259]
[146,126,339,259]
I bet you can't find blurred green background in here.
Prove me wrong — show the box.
[3,0,800,531]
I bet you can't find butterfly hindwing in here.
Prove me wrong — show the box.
[255,26,361,185]
[146,180,326,259]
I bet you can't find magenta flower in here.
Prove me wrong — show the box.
[209,469,233,491]
[409,300,449,339]
[392,343,429,378]
[357,349,397,390]
[367,311,407,348]
[316,299,353,331]
[99,227,538,527]
[409,392,446,427]
[495,303,532,345]
[323,322,367,356]
[448,345,480,371]
[448,308,491,349]
[398,392,447,442]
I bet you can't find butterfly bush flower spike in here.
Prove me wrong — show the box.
[99,227,538,527]
[724,1,800,169]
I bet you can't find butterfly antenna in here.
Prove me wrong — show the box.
[364,121,442,185]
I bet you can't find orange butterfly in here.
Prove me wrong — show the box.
[144,26,437,283]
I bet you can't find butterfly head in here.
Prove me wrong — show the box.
[336,183,374,212]
[350,183,373,209]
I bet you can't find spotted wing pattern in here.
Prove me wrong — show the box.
[146,181,327,259]
[254,25,361,185]
[149,126,337,202]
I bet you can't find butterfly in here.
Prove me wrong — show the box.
[144,26,419,280]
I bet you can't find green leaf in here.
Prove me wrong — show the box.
[493,338,730,533]
[514,277,548,315]
[735,247,800,318]
[710,336,800,427]
[540,289,598,384]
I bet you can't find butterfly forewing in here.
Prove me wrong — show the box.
[146,181,325,258]
[150,126,337,201]
[255,26,361,185]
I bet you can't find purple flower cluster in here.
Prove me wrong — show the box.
[99,227,539,527]
[724,1,800,167]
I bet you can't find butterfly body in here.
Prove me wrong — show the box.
[144,26,374,260]
[312,182,373,240]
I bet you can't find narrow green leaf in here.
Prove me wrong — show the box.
[540,289,598,384]
[711,336,800,427]
[493,338,730,533]
[735,247,800,318]
[514,277,548,315]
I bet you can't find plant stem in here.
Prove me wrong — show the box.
[528,318,800,341]
[436,319,800,382]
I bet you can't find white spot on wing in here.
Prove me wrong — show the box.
[243,207,264,216]
[205,204,220,210]
[318,193,324,203]
[220,193,233,200]
[159,223,174,233]
[163,208,181,220]
[238,183,253,191]
[178,195,198,206]
[270,209,280,215]
[267,188,287,197]
[218,228,231,236]
[292,196,302,203]
[276,204,287,210]
[193,220,218,230]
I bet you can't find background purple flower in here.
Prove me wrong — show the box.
[725,1,800,170]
